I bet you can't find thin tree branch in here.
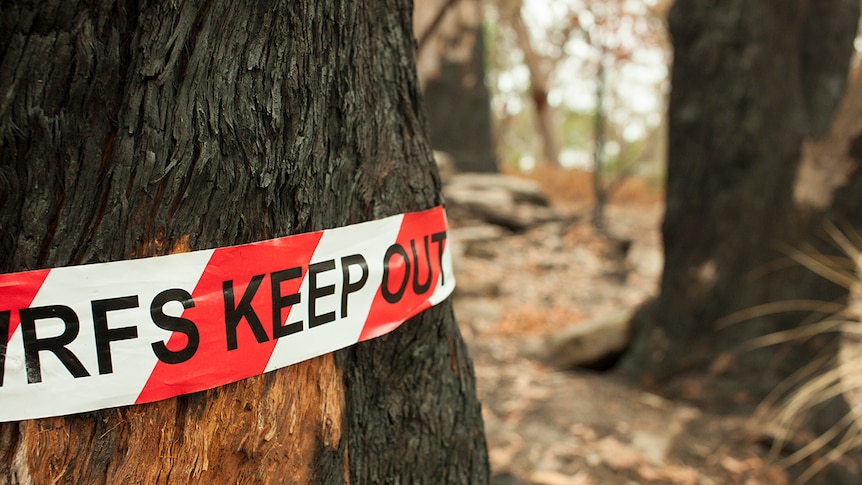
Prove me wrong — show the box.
[417,0,462,52]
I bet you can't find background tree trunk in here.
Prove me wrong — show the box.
[623,0,860,404]
[415,0,498,173]
[591,57,607,229]
[0,1,489,483]
[499,0,561,168]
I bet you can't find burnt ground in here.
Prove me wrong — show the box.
[449,177,860,485]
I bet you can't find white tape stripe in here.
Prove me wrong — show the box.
[264,215,404,372]
[1,250,214,422]
[428,239,456,307]
[0,207,452,422]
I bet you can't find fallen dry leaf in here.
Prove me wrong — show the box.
[637,464,699,485]
[596,437,643,470]
[720,455,749,475]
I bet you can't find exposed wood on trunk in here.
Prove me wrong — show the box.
[0,1,489,482]
[10,354,343,484]
[795,58,862,211]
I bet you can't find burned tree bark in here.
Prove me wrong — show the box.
[0,1,488,483]
[415,0,498,173]
[623,0,860,403]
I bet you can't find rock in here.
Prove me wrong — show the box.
[444,173,559,230]
[450,173,550,205]
[542,308,635,370]
[450,224,509,243]
[454,278,500,298]
[449,224,509,260]
[453,296,504,335]
[528,470,593,485]
[631,431,672,466]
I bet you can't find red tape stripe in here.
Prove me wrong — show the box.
[0,206,454,421]
[135,231,323,404]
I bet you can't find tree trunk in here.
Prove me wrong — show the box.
[415,0,498,173]
[623,0,860,404]
[0,1,489,483]
[592,57,607,229]
[507,0,560,167]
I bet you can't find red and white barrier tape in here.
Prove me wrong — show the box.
[0,206,453,422]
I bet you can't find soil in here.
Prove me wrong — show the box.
[449,173,859,485]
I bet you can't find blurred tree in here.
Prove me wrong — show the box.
[0,1,488,483]
[495,0,566,167]
[624,0,861,421]
[570,0,667,227]
[415,0,498,173]
[487,0,668,207]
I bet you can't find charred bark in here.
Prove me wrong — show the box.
[415,0,498,173]
[0,1,488,483]
[623,0,859,402]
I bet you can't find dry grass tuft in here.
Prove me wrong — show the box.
[720,222,862,483]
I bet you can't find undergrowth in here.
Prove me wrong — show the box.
[720,223,862,483]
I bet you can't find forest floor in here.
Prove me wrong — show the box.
[449,169,852,485]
